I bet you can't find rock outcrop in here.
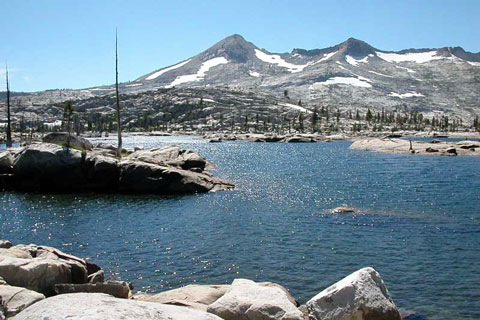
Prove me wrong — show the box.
[350,138,480,156]
[54,281,132,299]
[0,141,233,194]
[207,279,303,320]
[0,285,45,317]
[11,293,223,320]
[0,243,89,296]
[42,132,93,151]
[134,284,230,311]
[306,267,401,320]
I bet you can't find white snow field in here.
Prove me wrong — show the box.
[166,57,228,88]
[389,91,425,98]
[254,49,308,73]
[345,55,371,66]
[311,76,372,88]
[376,51,444,63]
[278,103,312,113]
[145,59,191,80]
[312,51,338,64]
[249,71,261,77]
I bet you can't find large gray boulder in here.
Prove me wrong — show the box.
[127,145,208,171]
[11,293,223,320]
[54,281,131,299]
[43,132,93,151]
[119,161,233,194]
[10,143,86,191]
[0,152,13,174]
[207,279,303,320]
[0,244,88,296]
[0,142,233,194]
[134,284,230,311]
[305,267,401,320]
[0,285,45,317]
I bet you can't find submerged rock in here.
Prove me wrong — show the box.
[306,267,401,320]
[207,278,303,320]
[11,293,223,320]
[331,207,355,214]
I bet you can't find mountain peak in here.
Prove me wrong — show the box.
[205,34,257,63]
[339,37,377,57]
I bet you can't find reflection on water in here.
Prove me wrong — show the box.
[1,137,480,320]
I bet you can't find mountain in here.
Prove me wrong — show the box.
[125,34,480,120]
[2,34,480,127]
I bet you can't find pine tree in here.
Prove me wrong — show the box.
[298,112,304,132]
[366,109,373,122]
[311,107,318,133]
[63,101,74,147]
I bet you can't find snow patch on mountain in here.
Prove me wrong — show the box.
[146,59,191,80]
[249,71,261,77]
[311,76,372,88]
[279,103,312,113]
[166,57,228,88]
[312,51,338,65]
[254,49,308,73]
[376,51,443,63]
[389,91,424,99]
[345,55,371,66]
[126,83,143,87]
[335,61,349,71]
[368,70,393,78]
[395,65,416,73]
[467,61,480,67]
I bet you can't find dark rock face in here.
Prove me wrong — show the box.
[0,142,233,194]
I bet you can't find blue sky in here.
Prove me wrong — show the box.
[1,0,479,92]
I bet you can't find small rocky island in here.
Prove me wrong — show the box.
[0,133,233,194]
[350,137,480,156]
[0,240,407,320]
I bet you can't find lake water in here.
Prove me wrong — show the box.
[1,136,479,319]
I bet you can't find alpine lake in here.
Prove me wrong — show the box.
[1,135,479,320]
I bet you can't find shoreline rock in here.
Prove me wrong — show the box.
[1,241,406,320]
[306,267,401,320]
[10,293,223,320]
[0,140,234,194]
[350,138,480,156]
